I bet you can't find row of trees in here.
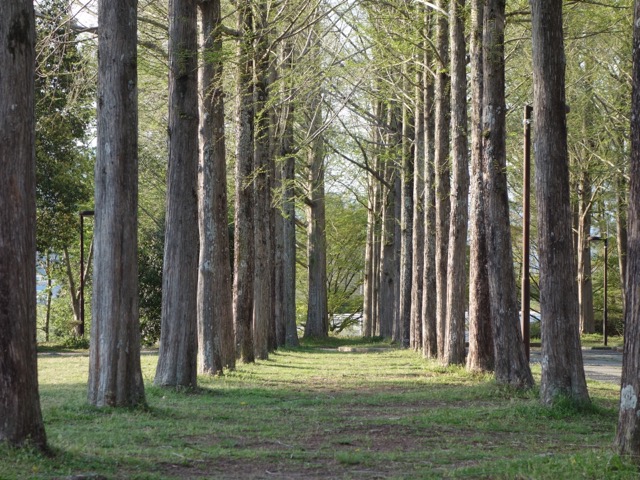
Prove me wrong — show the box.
[4,0,640,458]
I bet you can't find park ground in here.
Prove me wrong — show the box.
[1,337,638,479]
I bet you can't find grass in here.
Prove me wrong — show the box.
[581,334,624,349]
[1,337,637,479]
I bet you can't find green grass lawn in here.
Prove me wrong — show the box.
[1,337,637,479]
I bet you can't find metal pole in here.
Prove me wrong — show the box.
[521,105,532,360]
[79,213,85,337]
[604,239,608,346]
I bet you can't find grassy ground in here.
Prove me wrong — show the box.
[1,337,637,479]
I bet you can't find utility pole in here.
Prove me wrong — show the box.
[521,105,532,360]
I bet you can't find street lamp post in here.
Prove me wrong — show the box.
[589,235,608,346]
[79,210,94,337]
[521,105,533,360]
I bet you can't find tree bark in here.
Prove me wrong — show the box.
[305,93,329,339]
[252,0,274,358]
[411,63,425,351]
[279,62,299,346]
[434,0,451,359]
[197,0,234,375]
[422,22,438,358]
[466,0,494,373]
[0,0,47,449]
[482,0,533,389]
[615,0,640,454]
[398,89,414,347]
[233,0,256,363]
[155,0,199,388]
[577,169,595,334]
[531,0,589,404]
[443,0,469,366]
[89,0,146,406]
[379,108,398,340]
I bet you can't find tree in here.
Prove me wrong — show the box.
[531,0,589,405]
[0,0,47,449]
[155,0,199,388]
[278,44,299,346]
[615,0,640,454]
[466,0,494,373]
[253,0,275,356]
[304,91,329,339]
[233,0,256,363]
[434,0,451,359]
[482,0,533,388]
[443,0,469,366]
[87,0,146,407]
[197,0,234,375]
[422,13,438,359]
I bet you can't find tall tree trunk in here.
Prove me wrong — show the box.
[482,0,533,389]
[363,170,379,338]
[305,94,329,339]
[443,0,469,366]
[398,89,414,347]
[411,62,425,351]
[466,0,494,373]
[531,0,589,404]
[615,0,640,454]
[577,169,595,334]
[197,0,234,375]
[89,0,146,406]
[0,0,47,449]
[253,0,273,358]
[379,109,398,340]
[434,0,451,359]
[155,0,199,388]
[233,0,256,363]
[279,56,299,346]
[422,20,438,357]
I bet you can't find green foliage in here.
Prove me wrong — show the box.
[139,219,165,346]
[35,0,95,254]
[37,292,80,341]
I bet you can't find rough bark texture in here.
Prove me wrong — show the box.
[363,173,378,338]
[434,0,451,359]
[197,0,234,375]
[305,94,329,339]
[88,0,146,406]
[155,0,199,388]
[280,88,299,347]
[531,0,589,404]
[410,65,425,351]
[0,0,47,449]
[482,0,533,388]
[233,1,255,364]
[615,1,640,453]
[422,34,438,358]
[443,0,469,366]
[466,0,494,373]
[398,96,414,347]
[379,134,398,340]
[253,1,273,358]
[577,169,594,334]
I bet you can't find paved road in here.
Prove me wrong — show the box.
[530,348,622,384]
